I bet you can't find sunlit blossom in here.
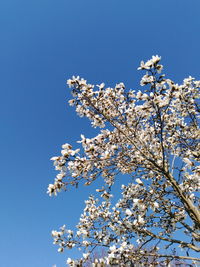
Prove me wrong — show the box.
[49,56,200,266]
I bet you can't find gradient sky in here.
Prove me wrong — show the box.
[1,0,200,266]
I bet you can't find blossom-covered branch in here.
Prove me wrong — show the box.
[49,55,200,266]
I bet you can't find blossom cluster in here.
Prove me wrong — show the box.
[49,56,200,266]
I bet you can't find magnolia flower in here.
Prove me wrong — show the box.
[58,247,64,252]
[135,178,143,185]
[125,209,132,216]
[109,245,117,252]
[138,55,161,70]
[66,258,73,264]
[138,215,145,225]
[83,253,90,259]
[140,74,154,86]
[62,143,72,150]
[183,157,194,167]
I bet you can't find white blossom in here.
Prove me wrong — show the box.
[49,56,200,266]
[125,209,132,216]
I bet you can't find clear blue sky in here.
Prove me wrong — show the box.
[1,0,200,266]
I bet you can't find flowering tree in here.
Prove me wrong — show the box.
[48,56,200,266]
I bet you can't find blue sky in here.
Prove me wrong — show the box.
[1,0,200,266]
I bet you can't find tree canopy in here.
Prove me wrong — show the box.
[48,56,200,266]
